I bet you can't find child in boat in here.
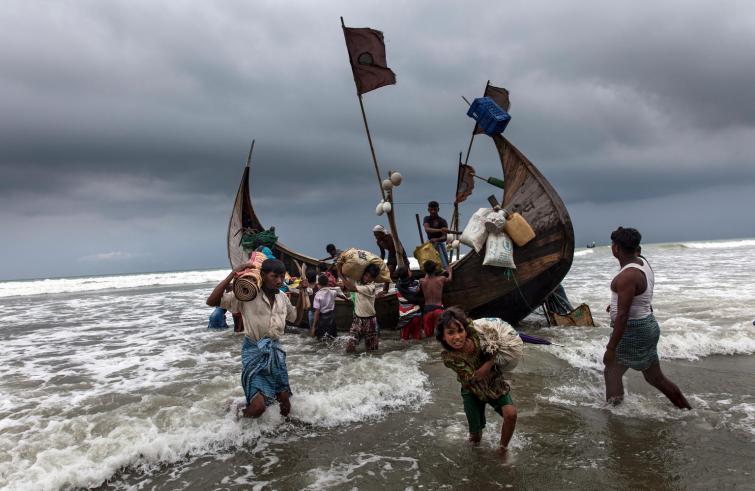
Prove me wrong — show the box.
[436,306,518,453]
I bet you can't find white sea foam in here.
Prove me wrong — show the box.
[574,249,595,257]
[0,285,431,491]
[303,453,420,490]
[680,239,755,249]
[541,320,755,373]
[0,269,228,298]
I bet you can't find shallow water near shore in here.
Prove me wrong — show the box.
[1,239,754,490]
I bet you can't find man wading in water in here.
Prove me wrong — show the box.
[603,227,691,409]
[207,258,308,418]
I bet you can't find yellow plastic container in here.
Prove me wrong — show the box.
[413,242,442,272]
[504,212,535,247]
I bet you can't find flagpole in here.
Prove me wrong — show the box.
[341,17,405,269]
[452,152,463,261]
[356,93,387,202]
[463,80,490,165]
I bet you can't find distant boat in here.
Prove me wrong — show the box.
[586,241,596,249]
[227,133,575,328]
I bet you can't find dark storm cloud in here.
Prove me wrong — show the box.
[1,0,754,279]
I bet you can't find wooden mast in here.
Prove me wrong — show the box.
[340,16,406,268]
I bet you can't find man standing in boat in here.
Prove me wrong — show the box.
[423,201,450,268]
[373,225,407,278]
[206,258,308,418]
[603,227,691,409]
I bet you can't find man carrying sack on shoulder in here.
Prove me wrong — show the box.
[207,258,308,418]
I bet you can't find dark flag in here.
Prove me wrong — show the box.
[455,164,476,204]
[473,84,511,134]
[343,26,396,94]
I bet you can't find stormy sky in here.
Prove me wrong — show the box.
[1,0,754,280]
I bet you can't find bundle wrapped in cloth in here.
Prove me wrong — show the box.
[233,251,267,301]
[471,317,523,371]
[460,208,493,253]
[483,210,507,234]
[336,248,391,283]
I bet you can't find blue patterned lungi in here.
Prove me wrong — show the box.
[615,314,661,371]
[241,337,291,405]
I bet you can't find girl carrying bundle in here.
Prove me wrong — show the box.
[435,307,522,454]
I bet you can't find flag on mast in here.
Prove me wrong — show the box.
[342,24,396,94]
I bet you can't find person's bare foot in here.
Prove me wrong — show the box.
[467,433,482,446]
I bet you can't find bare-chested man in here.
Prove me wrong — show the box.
[603,227,691,409]
[420,260,453,338]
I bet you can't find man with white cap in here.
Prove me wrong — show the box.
[373,224,407,278]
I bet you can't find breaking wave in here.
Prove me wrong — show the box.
[0,269,228,298]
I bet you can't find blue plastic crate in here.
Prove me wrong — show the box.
[466,97,511,135]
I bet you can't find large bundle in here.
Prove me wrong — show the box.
[233,251,266,301]
[413,242,442,272]
[472,317,523,371]
[336,248,391,283]
[483,232,516,268]
[460,208,492,253]
[484,210,507,234]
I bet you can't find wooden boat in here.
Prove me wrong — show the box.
[228,133,574,327]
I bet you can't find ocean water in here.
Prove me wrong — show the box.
[1,239,753,490]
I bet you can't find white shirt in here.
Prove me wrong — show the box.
[221,290,296,341]
[610,258,655,322]
[354,283,377,317]
[313,287,337,314]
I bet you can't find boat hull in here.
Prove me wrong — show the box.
[229,132,574,328]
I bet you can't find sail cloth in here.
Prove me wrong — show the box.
[455,164,475,204]
[473,85,511,134]
[343,26,396,94]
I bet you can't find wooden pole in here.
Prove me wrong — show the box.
[452,152,462,262]
[341,16,385,201]
[385,189,406,268]
[357,93,387,201]
[462,80,489,165]
[341,17,404,268]
[245,139,255,167]
[415,213,424,243]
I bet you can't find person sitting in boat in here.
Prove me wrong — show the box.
[373,225,407,278]
[420,260,452,338]
[206,258,308,418]
[395,265,423,341]
[603,227,691,409]
[338,263,382,353]
[310,274,338,341]
[423,201,450,268]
